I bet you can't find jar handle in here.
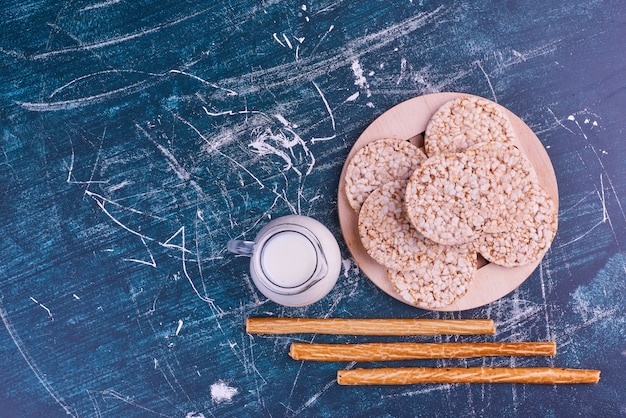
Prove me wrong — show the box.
[227,240,255,256]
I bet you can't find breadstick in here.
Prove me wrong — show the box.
[246,318,495,335]
[289,342,556,361]
[337,367,600,385]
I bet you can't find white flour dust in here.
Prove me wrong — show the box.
[210,381,238,403]
[351,59,372,97]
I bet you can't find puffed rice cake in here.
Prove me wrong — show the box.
[403,150,485,246]
[424,96,516,156]
[358,179,469,272]
[404,141,540,245]
[476,181,557,267]
[464,141,538,233]
[344,138,427,212]
[387,244,476,308]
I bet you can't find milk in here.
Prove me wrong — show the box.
[261,231,317,287]
[228,215,341,307]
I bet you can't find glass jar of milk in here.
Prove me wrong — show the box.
[227,215,341,307]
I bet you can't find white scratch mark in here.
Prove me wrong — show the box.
[169,69,238,96]
[282,33,293,49]
[570,115,588,140]
[136,125,189,181]
[161,227,211,302]
[48,69,160,100]
[66,137,75,183]
[598,173,609,222]
[344,92,359,102]
[17,79,162,111]
[274,113,291,127]
[31,8,211,60]
[505,42,559,68]
[272,33,286,48]
[382,383,456,399]
[552,110,625,247]
[290,379,335,416]
[136,122,204,194]
[246,116,316,178]
[29,297,54,321]
[73,294,80,300]
[0,304,77,417]
[213,149,266,190]
[558,173,610,247]
[295,44,301,61]
[249,130,301,175]
[102,389,170,417]
[79,0,121,11]
[160,227,225,331]
[85,190,155,242]
[476,60,497,103]
[569,113,625,240]
[107,180,131,193]
[81,128,106,198]
[310,25,334,55]
[545,108,575,135]
[310,81,337,144]
[122,236,157,268]
[175,319,184,336]
[312,81,335,131]
[178,112,302,210]
[537,263,554,345]
[210,381,238,403]
[86,389,102,418]
[290,363,356,416]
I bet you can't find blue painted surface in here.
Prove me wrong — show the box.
[1,1,625,417]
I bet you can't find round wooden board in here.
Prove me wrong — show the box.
[337,92,559,311]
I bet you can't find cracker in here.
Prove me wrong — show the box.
[404,151,484,245]
[476,181,557,267]
[424,96,516,156]
[345,138,427,211]
[358,180,460,271]
[404,142,540,244]
[465,142,538,233]
[388,245,476,309]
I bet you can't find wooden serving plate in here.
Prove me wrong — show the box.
[337,92,559,311]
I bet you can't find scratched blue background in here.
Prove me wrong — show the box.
[1,1,625,417]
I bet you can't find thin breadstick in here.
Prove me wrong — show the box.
[289,342,556,361]
[337,367,600,385]
[246,318,495,336]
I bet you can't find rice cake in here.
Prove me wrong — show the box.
[424,96,516,156]
[476,181,557,267]
[465,142,538,234]
[345,138,427,212]
[358,180,464,272]
[404,151,485,246]
[387,245,476,308]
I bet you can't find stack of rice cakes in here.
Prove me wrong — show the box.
[344,96,558,309]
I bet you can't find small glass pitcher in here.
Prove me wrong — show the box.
[228,215,341,307]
